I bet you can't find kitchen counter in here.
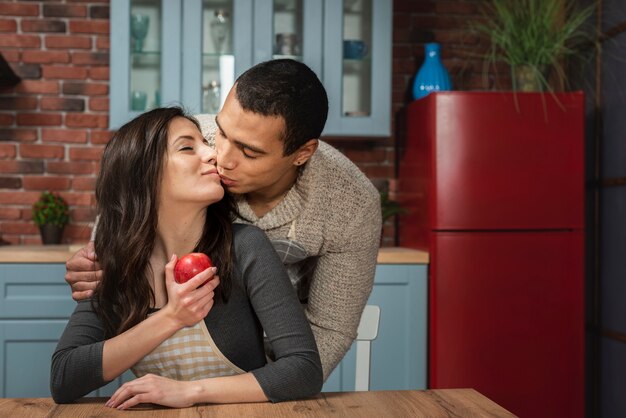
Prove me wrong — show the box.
[376,247,429,264]
[0,244,85,263]
[0,248,428,395]
[0,245,429,264]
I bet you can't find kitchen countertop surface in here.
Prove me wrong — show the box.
[0,245,429,264]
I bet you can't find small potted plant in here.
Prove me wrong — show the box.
[470,0,594,91]
[32,191,69,244]
[380,190,407,246]
[381,191,406,224]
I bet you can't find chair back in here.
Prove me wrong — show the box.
[354,305,380,391]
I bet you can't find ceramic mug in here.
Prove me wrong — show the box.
[343,40,368,59]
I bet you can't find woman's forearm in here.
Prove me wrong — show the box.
[189,373,267,404]
[102,263,218,381]
[102,309,182,381]
[105,370,267,409]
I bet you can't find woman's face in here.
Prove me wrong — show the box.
[160,116,224,208]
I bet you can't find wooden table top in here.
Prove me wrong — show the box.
[0,389,516,417]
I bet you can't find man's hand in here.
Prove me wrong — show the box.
[65,241,102,301]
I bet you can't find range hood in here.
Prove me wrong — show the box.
[0,53,20,87]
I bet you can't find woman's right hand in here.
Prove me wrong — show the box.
[161,254,220,329]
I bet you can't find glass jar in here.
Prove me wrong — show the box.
[202,80,221,113]
[210,10,229,53]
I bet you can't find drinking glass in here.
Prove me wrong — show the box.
[203,81,221,113]
[131,14,150,53]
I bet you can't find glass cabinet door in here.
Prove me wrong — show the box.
[110,0,182,129]
[323,0,392,137]
[181,0,252,115]
[201,2,234,114]
[272,0,303,61]
[342,0,371,119]
[252,0,322,77]
[129,0,161,114]
[111,0,251,127]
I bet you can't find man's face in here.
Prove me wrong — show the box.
[214,88,300,197]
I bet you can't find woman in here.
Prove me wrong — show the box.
[50,107,322,409]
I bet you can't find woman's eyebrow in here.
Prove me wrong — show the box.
[173,135,195,144]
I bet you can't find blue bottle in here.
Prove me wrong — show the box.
[412,43,452,100]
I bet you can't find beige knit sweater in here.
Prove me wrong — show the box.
[198,115,382,379]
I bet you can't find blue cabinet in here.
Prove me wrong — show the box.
[322,263,428,392]
[0,264,133,398]
[0,264,72,398]
[0,320,67,397]
[0,261,427,397]
[110,0,392,136]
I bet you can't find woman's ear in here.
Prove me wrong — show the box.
[293,139,318,166]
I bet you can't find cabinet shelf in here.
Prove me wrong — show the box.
[342,57,371,73]
[131,51,161,68]
[202,52,234,58]
[344,111,370,117]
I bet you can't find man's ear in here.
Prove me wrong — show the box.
[293,139,319,166]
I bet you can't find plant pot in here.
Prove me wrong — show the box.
[39,224,64,245]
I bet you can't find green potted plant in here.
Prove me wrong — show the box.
[32,191,69,244]
[380,190,407,245]
[381,191,407,224]
[471,0,594,91]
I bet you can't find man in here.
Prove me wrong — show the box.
[65,59,382,379]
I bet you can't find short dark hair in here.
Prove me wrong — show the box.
[235,59,328,156]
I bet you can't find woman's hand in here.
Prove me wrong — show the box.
[105,374,198,410]
[161,254,220,329]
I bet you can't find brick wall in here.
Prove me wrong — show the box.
[0,0,110,245]
[0,0,488,246]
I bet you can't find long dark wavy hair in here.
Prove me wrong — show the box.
[94,107,235,338]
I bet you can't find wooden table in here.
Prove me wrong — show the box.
[0,389,516,417]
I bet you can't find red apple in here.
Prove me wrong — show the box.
[174,253,214,286]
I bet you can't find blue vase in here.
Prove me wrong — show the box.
[412,43,452,100]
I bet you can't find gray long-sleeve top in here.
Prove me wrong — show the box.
[50,224,322,403]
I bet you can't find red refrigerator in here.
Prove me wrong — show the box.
[398,92,585,418]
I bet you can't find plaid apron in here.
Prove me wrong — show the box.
[131,317,245,381]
